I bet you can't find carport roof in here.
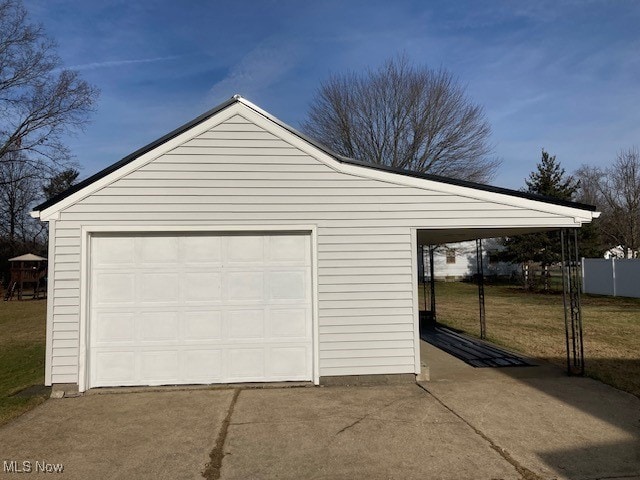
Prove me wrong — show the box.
[33,95,597,214]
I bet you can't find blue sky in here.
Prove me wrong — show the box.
[24,0,640,189]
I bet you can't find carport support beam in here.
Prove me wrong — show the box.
[429,246,436,322]
[476,239,486,339]
[420,244,427,312]
[561,228,585,376]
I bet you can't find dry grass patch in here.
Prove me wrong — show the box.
[421,282,640,398]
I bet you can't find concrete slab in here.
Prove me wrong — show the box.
[0,389,234,480]
[420,341,640,480]
[222,384,521,480]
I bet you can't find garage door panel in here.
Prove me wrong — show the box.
[228,348,265,379]
[227,271,265,301]
[269,346,309,377]
[138,236,179,264]
[184,272,222,302]
[182,350,222,381]
[228,309,264,339]
[139,273,179,303]
[183,311,222,340]
[269,235,309,263]
[95,312,135,344]
[227,236,264,263]
[94,273,135,305]
[269,271,308,300]
[137,312,179,343]
[89,233,313,388]
[94,236,135,266]
[182,236,222,264]
[270,308,309,338]
[140,351,179,382]
[94,352,136,384]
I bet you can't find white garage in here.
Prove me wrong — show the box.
[31,95,597,392]
[89,232,313,388]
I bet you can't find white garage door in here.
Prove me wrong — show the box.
[88,232,313,388]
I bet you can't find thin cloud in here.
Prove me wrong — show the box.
[490,93,550,123]
[66,55,182,71]
[209,40,299,102]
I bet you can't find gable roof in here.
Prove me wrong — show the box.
[32,95,597,214]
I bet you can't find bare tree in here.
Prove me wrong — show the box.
[0,151,40,243]
[575,148,640,258]
[574,164,603,206]
[0,0,98,178]
[573,164,607,258]
[303,55,498,182]
[598,148,640,257]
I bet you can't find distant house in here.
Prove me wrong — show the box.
[604,245,638,259]
[422,239,520,281]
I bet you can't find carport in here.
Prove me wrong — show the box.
[416,226,588,375]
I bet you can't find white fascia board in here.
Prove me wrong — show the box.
[36,103,247,220]
[237,102,597,224]
[31,210,58,221]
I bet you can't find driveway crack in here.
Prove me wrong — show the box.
[202,388,241,480]
[335,398,404,435]
[416,383,544,480]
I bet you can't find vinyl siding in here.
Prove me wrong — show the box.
[47,112,569,384]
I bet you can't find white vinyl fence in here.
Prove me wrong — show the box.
[582,258,640,298]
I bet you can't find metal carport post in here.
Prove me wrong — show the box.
[561,228,585,376]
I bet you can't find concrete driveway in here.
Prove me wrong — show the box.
[1,345,639,479]
[0,389,231,479]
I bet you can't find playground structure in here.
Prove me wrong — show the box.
[4,253,47,301]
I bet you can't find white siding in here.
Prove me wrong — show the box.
[47,112,569,384]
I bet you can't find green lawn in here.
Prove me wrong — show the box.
[0,299,48,425]
[421,282,640,398]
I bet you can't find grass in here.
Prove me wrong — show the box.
[420,281,640,398]
[0,299,48,426]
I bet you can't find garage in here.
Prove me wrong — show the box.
[88,232,313,387]
[32,95,597,392]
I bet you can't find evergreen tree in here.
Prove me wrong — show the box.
[502,150,578,289]
[525,150,577,200]
[43,168,80,200]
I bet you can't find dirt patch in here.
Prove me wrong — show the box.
[10,384,51,398]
